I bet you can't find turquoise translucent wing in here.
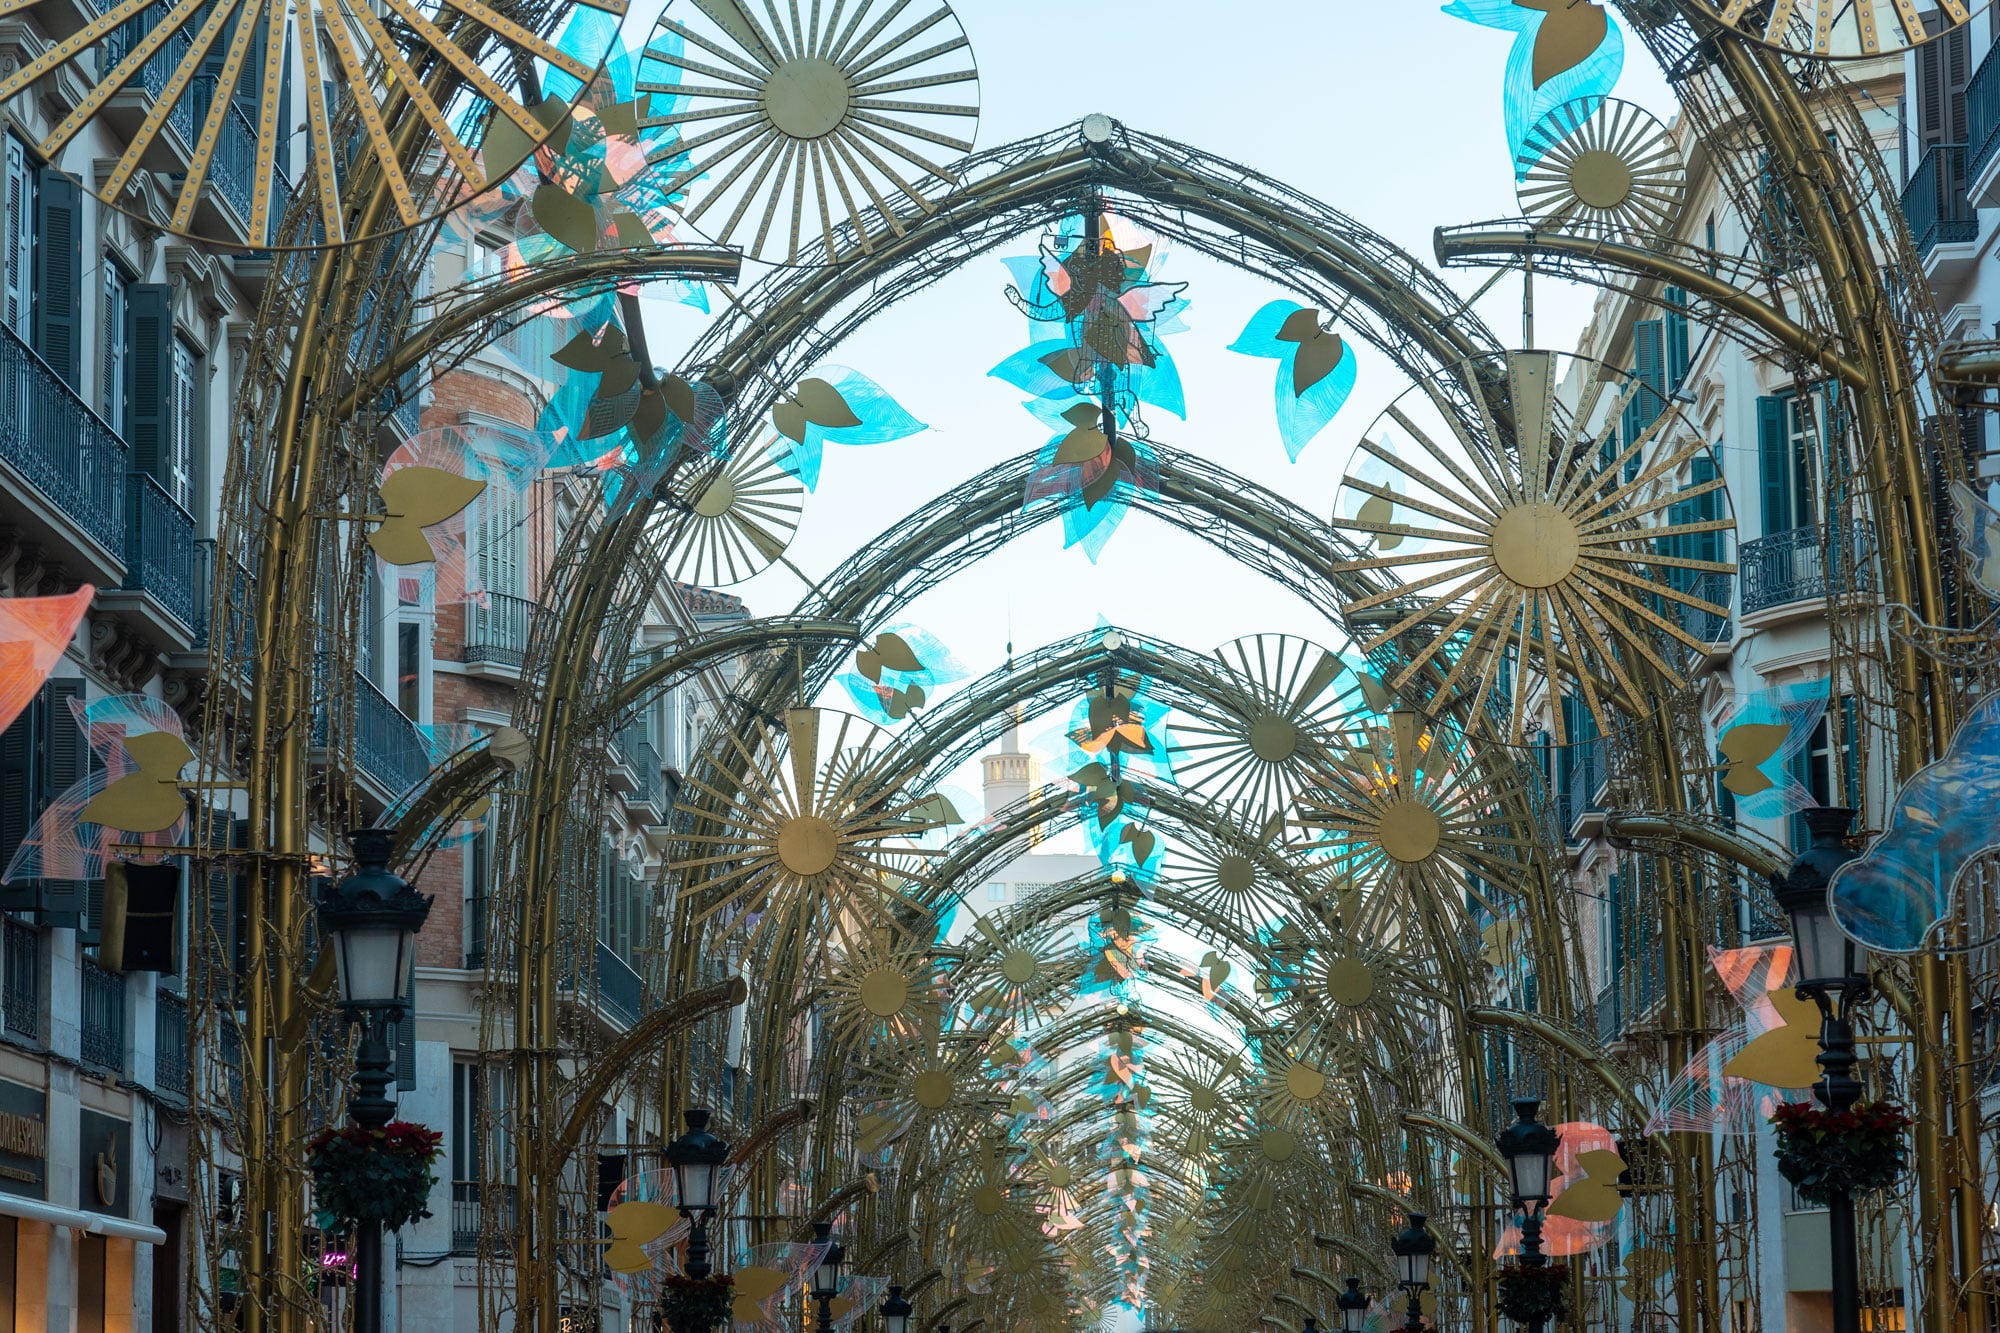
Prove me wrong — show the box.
[1443,0,1624,176]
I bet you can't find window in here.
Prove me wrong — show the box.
[168,337,197,510]
[451,1059,483,1182]
[397,621,421,719]
[1914,13,1971,157]
[986,882,1007,903]
[472,471,525,600]
[2,137,29,335]
[1664,286,1690,392]
[100,260,128,434]
[1790,695,1860,850]
[1757,392,1820,537]
[465,823,490,967]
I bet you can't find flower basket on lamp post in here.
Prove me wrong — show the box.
[657,1273,735,1333]
[1496,1262,1569,1325]
[1770,1101,1912,1207]
[305,1121,444,1232]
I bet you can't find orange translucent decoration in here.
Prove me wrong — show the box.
[0,586,92,733]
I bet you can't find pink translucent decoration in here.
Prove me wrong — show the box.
[1493,1121,1620,1258]
[0,587,92,733]
[1645,943,1801,1135]
[378,425,549,609]
[3,693,188,883]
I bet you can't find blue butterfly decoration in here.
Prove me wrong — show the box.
[1227,300,1360,462]
[1443,0,1624,176]
[768,366,927,490]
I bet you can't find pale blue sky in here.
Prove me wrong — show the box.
[642,1,1677,810]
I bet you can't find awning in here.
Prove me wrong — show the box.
[0,1194,166,1243]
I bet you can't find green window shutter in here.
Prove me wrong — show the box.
[125,284,174,480]
[30,169,80,387]
[395,959,416,1090]
[1665,287,1691,390]
[1715,748,1736,826]
[1757,396,1792,535]
[0,699,36,899]
[38,679,84,924]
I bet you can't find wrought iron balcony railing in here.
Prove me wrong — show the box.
[0,321,129,555]
[1971,40,2000,185]
[616,725,667,815]
[191,77,259,222]
[464,592,547,669]
[1558,736,1606,838]
[595,941,642,1027]
[1902,143,1979,256]
[1739,523,1874,615]
[124,472,197,627]
[192,538,259,666]
[352,672,432,798]
[155,989,189,1100]
[81,959,125,1075]
[2,919,38,1043]
[102,6,197,143]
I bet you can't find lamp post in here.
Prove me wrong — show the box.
[1391,1211,1434,1332]
[878,1285,913,1333]
[1495,1096,1561,1330]
[1300,1317,1320,1333]
[810,1221,846,1333]
[1772,805,1868,1333]
[314,828,432,1333]
[1336,1278,1369,1333]
[664,1109,730,1279]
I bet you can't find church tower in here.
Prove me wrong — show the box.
[981,705,1041,845]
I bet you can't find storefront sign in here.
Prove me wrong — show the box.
[0,1079,46,1199]
[78,1109,129,1216]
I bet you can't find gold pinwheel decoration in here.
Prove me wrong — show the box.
[0,0,622,247]
[1517,98,1685,246]
[1332,349,1734,744]
[666,442,805,586]
[638,0,980,266]
[1294,709,1538,927]
[1172,633,1364,821]
[1695,0,1981,58]
[672,707,947,946]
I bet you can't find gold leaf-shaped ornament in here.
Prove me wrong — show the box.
[1546,1148,1627,1223]
[1274,307,1346,395]
[531,181,601,254]
[1722,988,1825,1088]
[1719,722,1791,797]
[603,1200,677,1272]
[79,731,197,832]
[552,324,626,373]
[367,468,488,566]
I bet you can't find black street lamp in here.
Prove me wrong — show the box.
[810,1221,846,1333]
[1300,1317,1320,1333]
[1390,1211,1434,1332]
[878,1285,913,1333]
[1496,1096,1561,1330]
[1336,1278,1370,1333]
[1772,805,1869,1333]
[315,828,432,1333]
[664,1109,730,1279]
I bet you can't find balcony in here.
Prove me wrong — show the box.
[154,989,188,1100]
[121,472,196,629]
[595,941,642,1027]
[2,919,38,1043]
[352,673,432,799]
[451,1181,517,1256]
[1558,736,1606,841]
[464,591,547,675]
[1902,144,1979,280]
[1970,40,2000,207]
[1594,984,1621,1045]
[99,7,196,169]
[182,77,259,241]
[0,320,129,565]
[80,958,125,1076]
[1740,524,1874,619]
[191,538,258,668]
[1677,569,1732,648]
[616,725,667,816]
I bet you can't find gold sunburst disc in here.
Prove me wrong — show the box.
[776,815,840,875]
[1247,715,1299,762]
[1568,149,1634,208]
[913,1068,954,1109]
[973,1184,1006,1216]
[1376,799,1443,863]
[693,476,739,518]
[1286,1063,1326,1102]
[764,59,852,138]
[1216,855,1256,894]
[1326,958,1376,1006]
[1002,950,1039,985]
[1259,1129,1297,1163]
[858,966,910,1017]
[1489,503,1580,589]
